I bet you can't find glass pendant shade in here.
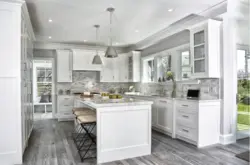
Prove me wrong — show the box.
[92,24,103,64]
[92,54,103,64]
[105,46,118,58]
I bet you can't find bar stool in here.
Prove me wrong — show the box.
[76,115,97,162]
[72,108,95,143]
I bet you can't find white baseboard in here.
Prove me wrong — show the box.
[220,134,236,145]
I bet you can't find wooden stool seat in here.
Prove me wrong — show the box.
[72,107,92,113]
[74,110,95,116]
[77,115,96,124]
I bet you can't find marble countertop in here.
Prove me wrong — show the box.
[75,97,153,108]
[124,94,220,102]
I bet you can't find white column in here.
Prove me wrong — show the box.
[220,0,249,144]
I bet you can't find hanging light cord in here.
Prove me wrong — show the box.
[109,10,113,46]
[96,26,99,55]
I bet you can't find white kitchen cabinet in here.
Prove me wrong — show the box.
[100,57,116,82]
[175,99,220,148]
[156,99,173,134]
[128,51,141,82]
[72,49,103,71]
[57,95,75,121]
[118,54,129,82]
[100,54,128,82]
[190,19,221,78]
[56,50,73,82]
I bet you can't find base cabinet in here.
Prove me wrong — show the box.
[156,99,173,134]
[175,100,220,148]
[57,95,75,121]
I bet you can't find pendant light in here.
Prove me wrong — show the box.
[105,7,118,58]
[92,25,103,64]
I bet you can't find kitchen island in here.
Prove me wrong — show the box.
[74,97,153,164]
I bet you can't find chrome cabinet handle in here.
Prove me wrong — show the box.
[182,115,189,118]
[182,129,189,133]
[64,98,70,100]
[182,105,188,107]
[160,100,167,103]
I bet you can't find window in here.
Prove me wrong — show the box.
[181,50,192,80]
[147,59,154,82]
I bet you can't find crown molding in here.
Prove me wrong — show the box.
[34,41,129,54]
[134,1,227,50]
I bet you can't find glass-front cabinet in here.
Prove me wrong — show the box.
[190,19,221,78]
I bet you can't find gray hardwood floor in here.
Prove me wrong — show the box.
[22,119,249,165]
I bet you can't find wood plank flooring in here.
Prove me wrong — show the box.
[22,119,249,165]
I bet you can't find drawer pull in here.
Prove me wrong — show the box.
[182,105,188,107]
[64,98,70,100]
[182,129,189,133]
[160,100,167,103]
[64,105,70,106]
[182,115,189,118]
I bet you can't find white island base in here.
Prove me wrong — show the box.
[75,98,153,164]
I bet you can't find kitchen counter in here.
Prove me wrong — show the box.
[75,97,153,108]
[74,96,153,164]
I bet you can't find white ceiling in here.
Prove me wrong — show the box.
[26,0,226,46]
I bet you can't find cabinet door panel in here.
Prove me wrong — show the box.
[57,50,72,82]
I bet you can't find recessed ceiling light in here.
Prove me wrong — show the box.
[84,40,87,42]
[48,36,52,39]
[135,30,139,33]
[168,8,174,12]
[48,19,53,23]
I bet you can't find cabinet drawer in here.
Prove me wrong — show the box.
[176,101,198,113]
[58,106,73,112]
[177,111,197,128]
[57,111,75,118]
[58,96,74,106]
[176,125,197,142]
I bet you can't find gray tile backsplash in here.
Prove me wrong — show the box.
[57,71,219,100]
[134,78,220,100]
[57,71,131,94]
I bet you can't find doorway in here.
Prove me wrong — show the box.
[33,59,55,120]
[236,48,250,140]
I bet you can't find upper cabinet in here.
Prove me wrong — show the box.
[57,50,73,82]
[72,49,103,71]
[100,54,129,82]
[190,19,221,78]
[128,51,141,82]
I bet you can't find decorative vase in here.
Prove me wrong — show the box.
[171,80,176,98]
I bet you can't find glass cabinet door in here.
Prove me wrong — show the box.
[193,30,205,73]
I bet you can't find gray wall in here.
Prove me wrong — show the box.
[33,49,56,58]
[141,30,190,57]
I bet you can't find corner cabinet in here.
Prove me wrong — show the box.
[56,50,73,82]
[190,19,221,78]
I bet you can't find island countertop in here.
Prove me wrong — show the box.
[75,96,153,108]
